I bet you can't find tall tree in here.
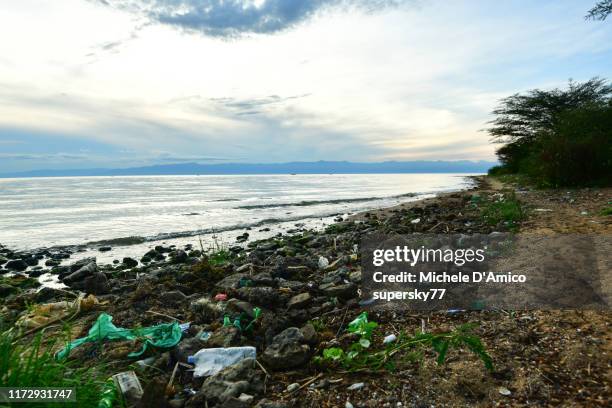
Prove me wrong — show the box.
[586,0,612,20]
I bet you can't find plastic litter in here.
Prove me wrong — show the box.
[410,218,421,224]
[383,334,397,344]
[347,382,364,390]
[318,256,330,269]
[112,371,143,406]
[199,331,212,341]
[17,294,98,329]
[56,313,182,360]
[134,356,157,370]
[187,346,257,377]
[214,293,228,301]
[97,378,117,408]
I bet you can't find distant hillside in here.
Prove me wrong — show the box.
[0,160,497,178]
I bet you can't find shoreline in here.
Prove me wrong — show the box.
[1,176,610,407]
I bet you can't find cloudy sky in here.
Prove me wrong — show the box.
[0,0,610,172]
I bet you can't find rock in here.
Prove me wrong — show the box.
[74,272,109,295]
[63,262,97,284]
[236,232,249,243]
[235,263,254,273]
[262,327,310,370]
[0,283,17,297]
[28,268,44,278]
[299,323,318,345]
[254,400,289,408]
[198,358,264,404]
[23,256,39,266]
[159,290,188,306]
[122,257,138,268]
[5,259,28,271]
[347,382,364,391]
[137,376,170,408]
[68,257,96,273]
[287,293,311,309]
[498,386,512,396]
[98,246,112,252]
[225,299,257,318]
[236,287,278,308]
[318,256,329,269]
[216,273,250,290]
[171,337,208,363]
[0,255,8,265]
[207,326,242,348]
[319,282,357,299]
[171,250,188,264]
[45,259,61,267]
[286,383,300,392]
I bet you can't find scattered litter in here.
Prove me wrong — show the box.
[580,211,588,215]
[97,378,117,408]
[56,313,183,360]
[17,294,97,330]
[188,346,256,377]
[112,371,143,406]
[179,322,191,332]
[199,331,212,341]
[383,334,397,344]
[286,383,300,392]
[346,402,354,408]
[446,308,465,314]
[498,386,512,396]
[214,293,228,301]
[347,382,364,391]
[410,218,421,224]
[134,356,157,370]
[318,256,329,269]
[533,208,552,212]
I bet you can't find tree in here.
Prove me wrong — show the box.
[487,78,612,186]
[586,0,612,20]
[487,78,612,145]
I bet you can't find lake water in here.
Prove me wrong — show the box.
[0,174,474,262]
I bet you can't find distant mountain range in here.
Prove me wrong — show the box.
[0,160,497,178]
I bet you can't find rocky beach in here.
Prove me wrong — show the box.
[1,176,610,407]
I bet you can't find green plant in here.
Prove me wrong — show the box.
[480,193,524,230]
[0,329,107,407]
[601,206,612,216]
[316,315,493,372]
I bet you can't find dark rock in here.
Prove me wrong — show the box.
[254,399,289,408]
[122,257,138,268]
[287,292,311,309]
[0,256,8,265]
[262,327,311,370]
[319,282,357,299]
[36,287,69,302]
[98,246,112,252]
[76,272,109,295]
[198,358,264,404]
[225,299,257,318]
[24,256,39,266]
[137,376,170,408]
[300,323,318,345]
[236,286,278,308]
[45,259,61,267]
[28,268,44,278]
[207,326,242,348]
[63,262,97,284]
[0,283,17,297]
[170,250,188,264]
[216,273,250,290]
[69,257,96,273]
[5,259,28,271]
[171,337,208,363]
[159,290,188,306]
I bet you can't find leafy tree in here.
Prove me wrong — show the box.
[487,78,612,186]
[586,0,612,20]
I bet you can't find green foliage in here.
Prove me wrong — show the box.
[487,78,612,187]
[347,312,378,339]
[586,0,612,20]
[315,316,493,372]
[479,193,524,229]
[0,329,107,407]
[208,249,231,266]
[600,206,612,216]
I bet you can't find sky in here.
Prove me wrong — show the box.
[0,0,610,172]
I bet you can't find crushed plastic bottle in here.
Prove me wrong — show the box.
[97,378,117,408]
[188,346,256,377]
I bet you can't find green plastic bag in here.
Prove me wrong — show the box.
[56,313,182,360]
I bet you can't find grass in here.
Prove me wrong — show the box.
[0,328,108,407]
[479,192,524,230]
[600,206,612,216]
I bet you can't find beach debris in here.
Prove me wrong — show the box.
[112,371,143,406]
[383,334,397,344]
[411,218,421,224]
[318,256,329,269]
[56,313,183,360]
[286,383,300,392]
[214,293,228,301]
[346,402,354,408]
[16,294,96,331]
[188,346,257,377]
[498,386,512,396]
[97,378,118,408]
[347,382,365,391]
